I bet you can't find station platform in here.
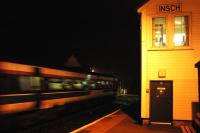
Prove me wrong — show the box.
[70,109,183,133]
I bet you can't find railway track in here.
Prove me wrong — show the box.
[0,99,121,133]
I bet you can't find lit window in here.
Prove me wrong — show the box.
[19,76,42,90]
[89,81,96,89]
[63,79,73,89]
[174,16,188,46]
[48,78,63,90]
[49,83,63,90]
[73,80,83,89]
[152,17,166,47]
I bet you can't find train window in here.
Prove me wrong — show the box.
[63,79,73,89]
[48,83,63,90]
[101,81,105,85]
[30,77,41,89]
[19,76,41,91]
[72,80,83,89]
[105,81,110,88]
[82,80,89,90]
[19,76,30,90]
[101,81,105,88]
[89,81,96,89]
[48,78,63,90]
[100,81,106,88]
[96,81,102,88]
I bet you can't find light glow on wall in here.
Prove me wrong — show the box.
[174,16,188,46]
[174,33,186,46]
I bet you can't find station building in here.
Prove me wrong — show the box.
[137,0,200,124]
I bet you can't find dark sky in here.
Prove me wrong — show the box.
[0,1,142,93]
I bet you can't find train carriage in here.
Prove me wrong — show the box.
[0,61,118,114]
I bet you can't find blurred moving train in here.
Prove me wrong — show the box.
[0,61,118,115]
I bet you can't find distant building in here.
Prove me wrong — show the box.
[64,55,81,67]
[138,0,200,125]
[64,55,90,72]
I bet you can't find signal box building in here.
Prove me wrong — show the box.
[137,0,200,124]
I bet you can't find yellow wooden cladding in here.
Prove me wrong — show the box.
[138,0,200,120]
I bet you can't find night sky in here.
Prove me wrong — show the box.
[0,1,143,94]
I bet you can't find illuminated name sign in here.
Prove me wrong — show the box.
[158,3,182,13]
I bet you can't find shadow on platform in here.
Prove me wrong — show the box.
[115,95,141,124]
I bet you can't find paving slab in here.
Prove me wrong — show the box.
[71,110,182,133]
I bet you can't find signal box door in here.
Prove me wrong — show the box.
[150,81,173,124]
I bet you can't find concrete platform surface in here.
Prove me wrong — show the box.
[71,110,182,133]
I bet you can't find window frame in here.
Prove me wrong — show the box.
[152,17,167,48]
[172,13,191,49]
[149,13,192,50]
[173,16,189,47]
[149,14,170,49]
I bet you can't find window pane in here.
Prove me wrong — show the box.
[174,16,188,46]
[73,80,83,89]
[19,76,41,90]
[48,78,63,90]
[96,81,102,88]
[49,83,63,90]
[152,17,166,47]
[82,80,89,90]
[89,81,96,89]
[63,79,73,89]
